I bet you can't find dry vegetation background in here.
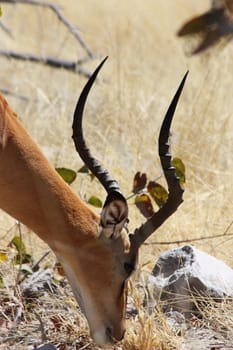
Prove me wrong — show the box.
[0,1,233,349]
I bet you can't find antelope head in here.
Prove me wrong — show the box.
[71,57,187,344]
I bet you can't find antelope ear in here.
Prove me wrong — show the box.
[100,192,129,239]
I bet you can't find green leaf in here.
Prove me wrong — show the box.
[0,6,2,17]
[78,164,89,174]
[10,236,33,264]
[78,164,95,181]
[11,236,27,256]
[172,157,185,186]
[0,251,8,263]
[147,181,168,208]
[89,173,95,181]
[56,167,77,185]
[15,253,33,265]
[133,172,147,194]
[88,196,103,208]
[135,194,154,218]
[19,264,33,275]
[0,273,4,288]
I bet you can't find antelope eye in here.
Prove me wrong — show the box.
[124,262,134,276]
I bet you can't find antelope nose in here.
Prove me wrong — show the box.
[119,329,126,341]
[106,326,125,343]
[106,326,115,343]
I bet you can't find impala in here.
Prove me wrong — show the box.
[0,58,187,345]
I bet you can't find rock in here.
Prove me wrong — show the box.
[146,245,233,316]
[21,268,57,299]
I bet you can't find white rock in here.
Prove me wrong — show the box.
[147,245,233,315]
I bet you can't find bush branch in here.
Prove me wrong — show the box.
[145,232,233,246]
[0,49,93,77]
[1,0,94,58]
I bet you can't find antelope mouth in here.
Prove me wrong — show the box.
[91,324,125,345]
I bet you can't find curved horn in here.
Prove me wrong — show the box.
[131,71,188,249]
[72,57,122,196]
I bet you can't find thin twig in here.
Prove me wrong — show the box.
[0,222,17,240]
[79,343,92,350]
[32,250,51,272]
[15,221,23,287]
[144,232,233,246]
[34,311,47,343]
[0,49,92,77]
[0,88,30,101]
[14,304,23,325]
[0,21,13,37]
[1,0,95,58]
[1,334,27,344]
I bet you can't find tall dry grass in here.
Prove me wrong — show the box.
[0,1,233,349]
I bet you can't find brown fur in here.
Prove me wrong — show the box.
[0,93,134,345]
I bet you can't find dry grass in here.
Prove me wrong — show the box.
[0,0,233,349]
[0,256,180,350]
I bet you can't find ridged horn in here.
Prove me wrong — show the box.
[130,71,188,249]
[72,57,123,197]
